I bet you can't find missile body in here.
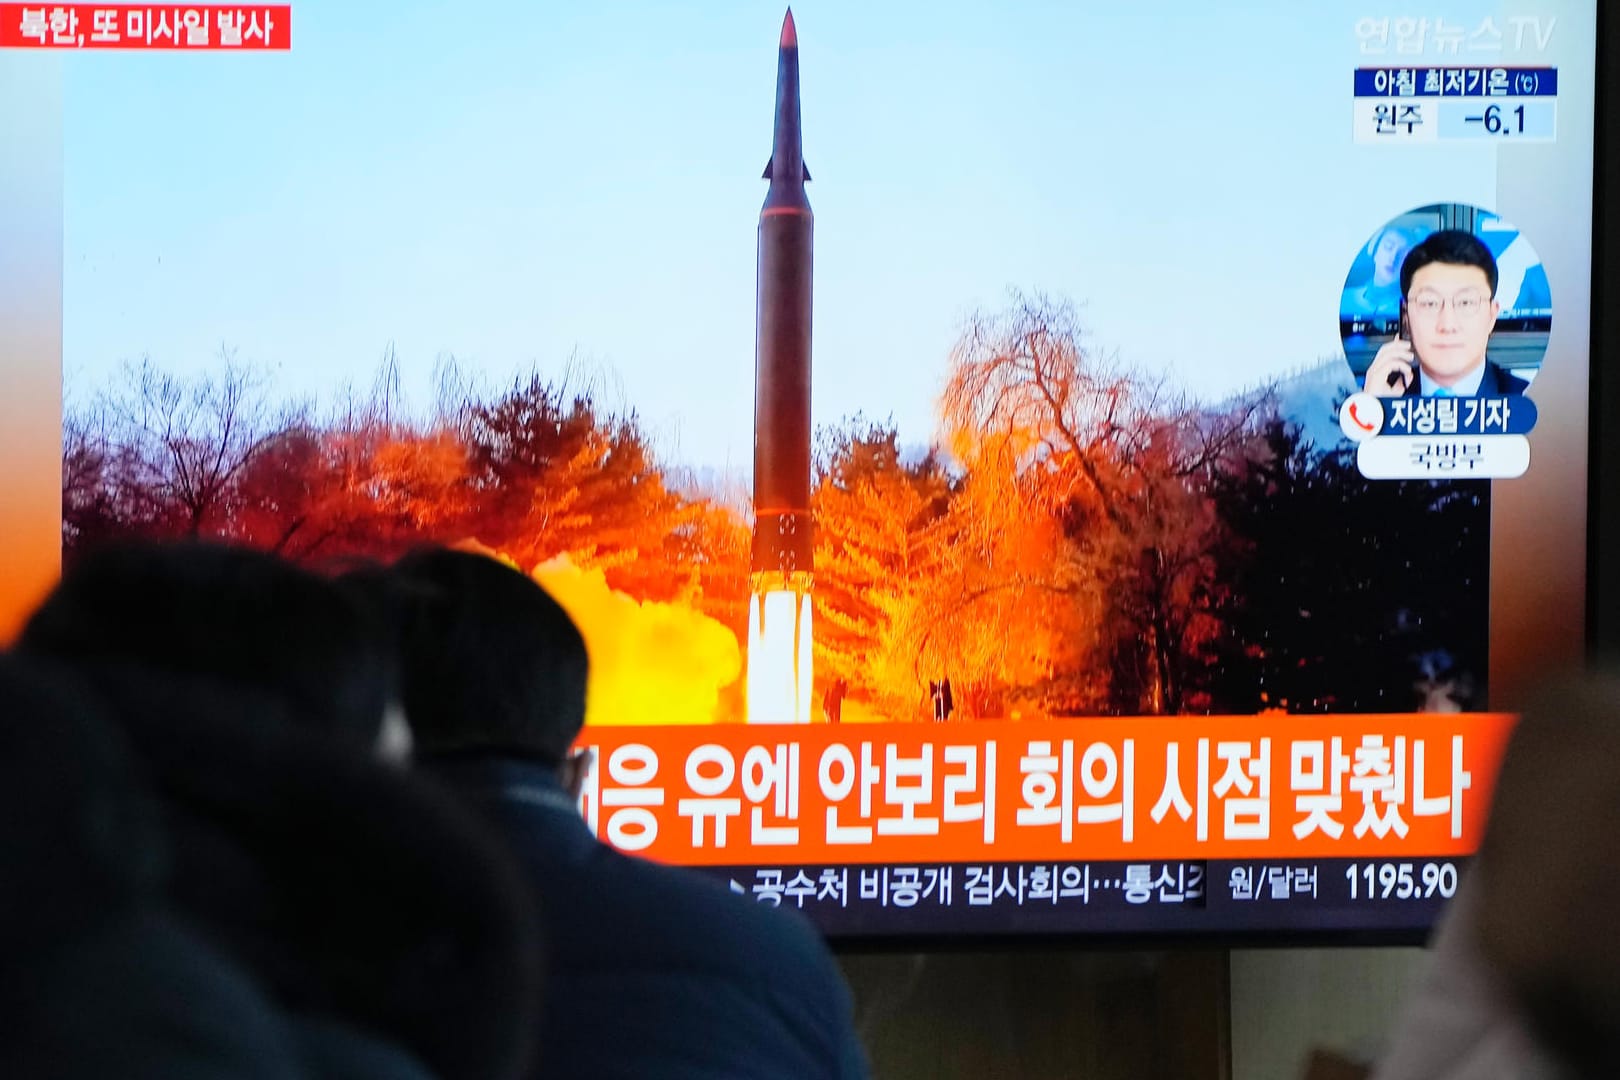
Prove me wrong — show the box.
[752,8,813,581]
[747,9,815,725]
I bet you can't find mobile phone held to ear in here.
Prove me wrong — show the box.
[1388,304,1415,392]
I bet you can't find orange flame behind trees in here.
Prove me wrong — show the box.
[456,375,702,603]
[811,419,946,721]
[911,448,1104,718]
[810,417,1084,721]
[65,361,758,724]
[65,295,1274,723]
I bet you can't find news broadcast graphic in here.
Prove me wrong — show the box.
[0,6,290,49]
[573,714,1511,936]
[2,0,1596,940]
[1352,66,1558,144]
[1350,12,1562,146]
[1337,202,1549,481]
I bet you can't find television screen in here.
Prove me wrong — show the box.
[6,0,1596,940]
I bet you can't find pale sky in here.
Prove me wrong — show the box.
[61,0,1587,471]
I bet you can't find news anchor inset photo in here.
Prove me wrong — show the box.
[1339,203,1551,399]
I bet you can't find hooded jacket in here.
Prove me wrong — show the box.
[0,655,307,1080]
[50,662,546,1080]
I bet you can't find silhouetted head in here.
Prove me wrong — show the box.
[1477,672,1620,1077]
[380,548,590,779]
[1399,230,1502,389]
[18,541,395,752]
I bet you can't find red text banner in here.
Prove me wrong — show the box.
[573,714,1517,867]
[0,5,289,48]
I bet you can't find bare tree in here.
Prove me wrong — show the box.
[942,290,1144,527]
[61,399,131,554]
[942,289,1267,519]
[939,289,1271,714]
[97,349,288,537]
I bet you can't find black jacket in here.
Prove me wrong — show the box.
[0,655,306,1080]
[426,754,870,1080]
[55,663,546,1080]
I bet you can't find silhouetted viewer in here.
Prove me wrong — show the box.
[0,653,314,1080]
[1374,673,1620,1079]
[17,541,544,1080]
[379,547,870,1080]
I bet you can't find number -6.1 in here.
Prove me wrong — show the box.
[1483,104,1528,134]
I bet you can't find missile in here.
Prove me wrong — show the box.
[747,8,815,724]
[752,7,813,579]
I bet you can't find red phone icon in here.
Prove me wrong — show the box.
[1348,402,1376,431]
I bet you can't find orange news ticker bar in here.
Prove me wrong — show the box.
[572,714,1517,868]
[0,5,289,49]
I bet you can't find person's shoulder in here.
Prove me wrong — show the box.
[591,842,836,961]
[523,835,865,1076]
[1486,361,1533,396]
[462,781,850,992]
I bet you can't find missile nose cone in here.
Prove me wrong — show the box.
[762,7,810,193]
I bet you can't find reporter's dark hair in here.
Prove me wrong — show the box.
[18,540,393,749]
[1400,228,1499,297]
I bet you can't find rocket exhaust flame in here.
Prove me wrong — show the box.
[747,9,816,725]
[746,575,814,725]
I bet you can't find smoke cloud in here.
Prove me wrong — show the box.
[529,554,742,727]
